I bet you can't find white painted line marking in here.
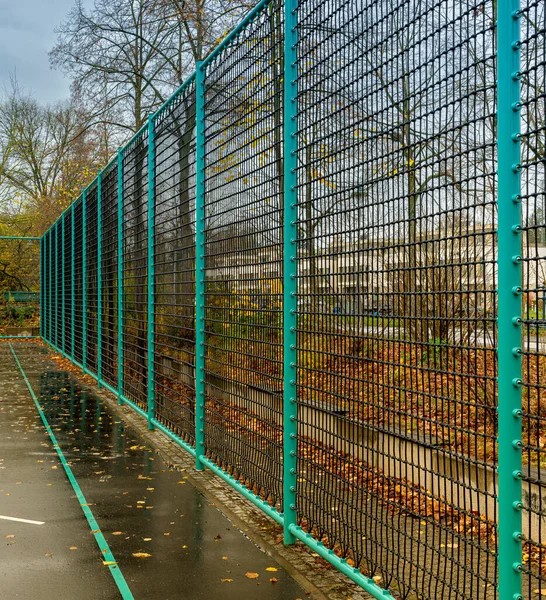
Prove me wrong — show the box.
[0,515,45,525]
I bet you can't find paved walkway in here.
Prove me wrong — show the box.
[0,342,310,600]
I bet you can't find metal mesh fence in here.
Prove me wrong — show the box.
[52,226,58,347]
[203,0,285,510]
[154,82,197,443]
[56,226,61,348]
[0,236,40,335]
[73,199,84,364]
[38,1,544,599]
[56,222,63,348]
[520,0,546,595]
[86,184,99,373]
[122,131,149,408]
[40,237,45,338]
[293,0,498,598]
[45,231,51,341]
[47,230,52,342]
[64,211,72,353]
[101,164,119,389]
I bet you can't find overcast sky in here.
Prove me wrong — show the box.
[0,1,84,103]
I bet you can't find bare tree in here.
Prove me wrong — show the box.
[0,83,106,231]
[50,0,252,134]
[0,84,19,201]
[51,0,175,134]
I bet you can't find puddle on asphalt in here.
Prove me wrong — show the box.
[33,368,309,600]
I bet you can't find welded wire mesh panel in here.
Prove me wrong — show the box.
[86,184,99,374]
[0,237,40,335]
[73,199,84,364]
[122,131,149,408]
[40,239,45,338]
[64,211,72,353]
[56,224,63,346]
[519,0,546,595]
[44,232,50,341]
[203,0,284,509]
[48,231,53,343]
[48,236,52,342]
[294,0,498,598]
[154,83,197,443]
[49,232,53,342]
[51,227,58,346]
[101,165,118,388]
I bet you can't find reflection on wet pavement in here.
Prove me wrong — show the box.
[5,344,311,600]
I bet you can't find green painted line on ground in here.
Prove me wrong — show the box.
[9,343,135,600]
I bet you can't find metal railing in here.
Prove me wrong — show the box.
[39,0,546,598]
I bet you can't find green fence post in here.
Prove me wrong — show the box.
[43,233,46,341]
[71,203,75,359]
[117,149,124,405]
[43,234,46,340]
[82,188,87,371]
[147,113,156,430]
[48,230,52,343]
[195,60,206,470]
[497,0,524,599]
[52,224,56,346]
[40,236,44,340]
[283,0,298,546]
[97,172,103,387]
[49,229,52,344]
[58,221,61,347]
[61,213,66,356]
[47,226,53,344]
[55,223,59,348]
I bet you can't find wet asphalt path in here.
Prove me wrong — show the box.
[0,343,310,600]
